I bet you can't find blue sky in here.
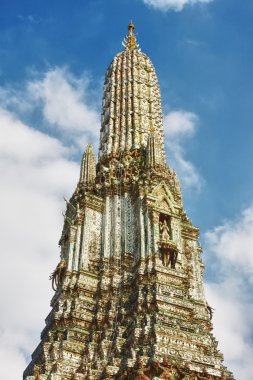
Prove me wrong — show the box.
[0,1,252,379]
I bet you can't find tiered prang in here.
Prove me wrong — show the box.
[23,23,234,380]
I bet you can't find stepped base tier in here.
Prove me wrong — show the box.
[24,23,234,380]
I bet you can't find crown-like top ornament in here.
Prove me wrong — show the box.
[122,21,140,51]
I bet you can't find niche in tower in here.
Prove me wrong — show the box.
[158,213,178,269]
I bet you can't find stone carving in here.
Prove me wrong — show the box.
[146,131,166,169]
[160,219,170,242]
[158,219,178,268]
[206,303,215,320]
[49,259,67,290]
[159,247,178,268]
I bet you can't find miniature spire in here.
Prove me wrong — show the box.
[79,144,96,184]
[122,21,139,51]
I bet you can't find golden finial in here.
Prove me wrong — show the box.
[122,21,140,51]
[128,21,135,32]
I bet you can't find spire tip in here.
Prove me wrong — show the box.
[122,21,139,51]
[128,21,135,31]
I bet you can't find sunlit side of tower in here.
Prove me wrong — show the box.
[24,23,234,380]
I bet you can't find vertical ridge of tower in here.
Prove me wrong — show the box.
[146,130,166,168]
[23,23,234,380]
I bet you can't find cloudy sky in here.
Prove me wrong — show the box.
[0,1,252,379]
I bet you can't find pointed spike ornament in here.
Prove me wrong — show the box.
[80,144,96,184]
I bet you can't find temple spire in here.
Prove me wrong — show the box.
[100,25,164,158]
[122,21,139,51]
[79,144,96,185]
[24,24,234,380]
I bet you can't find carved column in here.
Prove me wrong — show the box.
[152,210,160,256]
[68,226,77,271]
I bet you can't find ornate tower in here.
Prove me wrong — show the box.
[24,23,234,380]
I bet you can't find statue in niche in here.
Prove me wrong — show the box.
[159,219,171,242]
[160,249,169,267]
[160,248,178,269]
[170,249,178,269]
[159,216,178,269]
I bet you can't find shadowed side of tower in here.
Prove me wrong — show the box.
[23,23,234,380]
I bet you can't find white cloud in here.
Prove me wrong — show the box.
[142,0,213,12]
[165,110,197,138]
[0,107,80,379]
[0,67,100,151]
[205,282,253,380]
[0,328,31,380]
[204,206,253,379]
[0,65,102,379]
[27,68,100,137]
[205,206,253,277]
[164,110,203,189]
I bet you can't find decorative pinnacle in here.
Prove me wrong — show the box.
[122,21,140,51]
[128,21,135,32]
